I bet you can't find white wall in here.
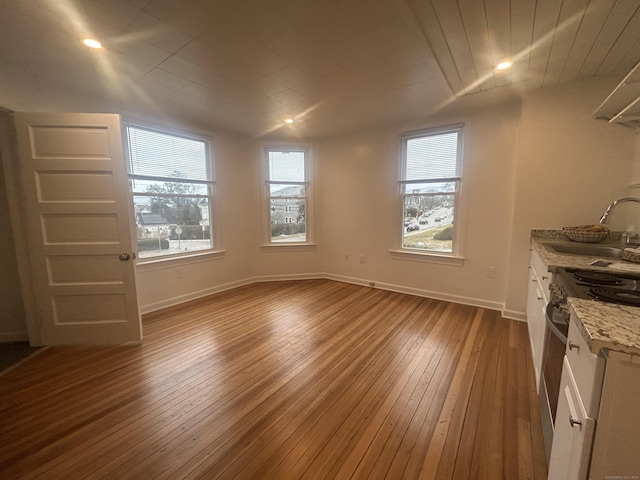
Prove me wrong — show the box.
[250,141,325,280]
[2,74,638,341]
[320,101,522,310]
[0,138,27,341]
[504,76,637,315]
[318,75,637,318]
[134,132,258,312]
[630,133,640,232]
[633,134,640,179]
[136,136,327,313]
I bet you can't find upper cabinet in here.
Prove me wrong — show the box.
[593,61,640,129]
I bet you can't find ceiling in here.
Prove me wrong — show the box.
[1,0,639,139]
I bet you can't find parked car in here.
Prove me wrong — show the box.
[406,223,420,232]
[419,218,429,225]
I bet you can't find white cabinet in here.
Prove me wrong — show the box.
[526,247,551,388]
[548,356,596,480]
[589,350,640,479]
[549,318,640,479]
[548,320,604,480]
[564,321,605,417]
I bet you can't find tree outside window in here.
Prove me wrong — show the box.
[125,124,215,259]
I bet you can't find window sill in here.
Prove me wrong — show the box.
[388,249,465,266]
[136,249,227,272]
[260,243,317,252]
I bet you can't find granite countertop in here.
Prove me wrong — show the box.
[531,229,640,275]
[531,230,640,356]
[569,298,640,356]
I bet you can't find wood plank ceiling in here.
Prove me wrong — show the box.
[0,0,638,138]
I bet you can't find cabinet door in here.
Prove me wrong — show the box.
[565,319,604,418]
[589,351,640,479]
[548,357,596,480]
[526,263,547,388]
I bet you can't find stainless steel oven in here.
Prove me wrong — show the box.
[539,297,569,461]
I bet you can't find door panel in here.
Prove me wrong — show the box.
[41,213,120,243]
[13,112,141,345]
[53,294,128,324]
[47,255,124,284]
[36,171,117,203]
[29,125,112,158]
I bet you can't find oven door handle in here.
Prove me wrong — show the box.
[545,302,568,344]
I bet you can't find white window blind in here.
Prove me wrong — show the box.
[126,126,211,183]
[268,151,306,182]
[403,129,462,182]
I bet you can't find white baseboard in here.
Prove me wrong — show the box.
[250,273,326,283]
[140,272,514,318]
[140,274,332,314]
[323,273,506,312]
[501,309,527,322]
[0,332,29,343]
[139,278,253,314]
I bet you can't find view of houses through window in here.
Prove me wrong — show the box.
[400,125,463,253]
[265,147,309,243]
[124,123,215,259]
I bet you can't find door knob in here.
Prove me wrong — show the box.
[119,253,131,261]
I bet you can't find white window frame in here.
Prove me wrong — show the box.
[262,145,315,249]
[392,124,465,265]
[122,120,219,263]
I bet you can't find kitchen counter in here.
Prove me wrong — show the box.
[531,230,640,356]
[531,229,640,274]
[569,298,640,356]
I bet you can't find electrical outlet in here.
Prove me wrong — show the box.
[486,266,496,278]
[176,268,184,278]
[359,254,365,263]
[344,252,350,261]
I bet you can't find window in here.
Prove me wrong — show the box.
[124,123,215,260]
[399,125,463,254]
[264,147,309,244]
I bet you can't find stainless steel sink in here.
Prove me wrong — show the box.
[545,243,623,258]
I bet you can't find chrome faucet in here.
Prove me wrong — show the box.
[599,197,640,223]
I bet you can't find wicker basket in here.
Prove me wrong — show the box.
[562,227,609,243]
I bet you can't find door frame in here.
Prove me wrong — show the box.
[0,112,43,345]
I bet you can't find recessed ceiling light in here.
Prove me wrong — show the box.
[82,38,102,49]
[496,60,512,70]
[284,118,294,124]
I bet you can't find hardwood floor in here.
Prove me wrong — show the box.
[0,280,547,479]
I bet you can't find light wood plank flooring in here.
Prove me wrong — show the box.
[0,280,547,479]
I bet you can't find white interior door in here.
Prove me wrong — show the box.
[12,112,142,345]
